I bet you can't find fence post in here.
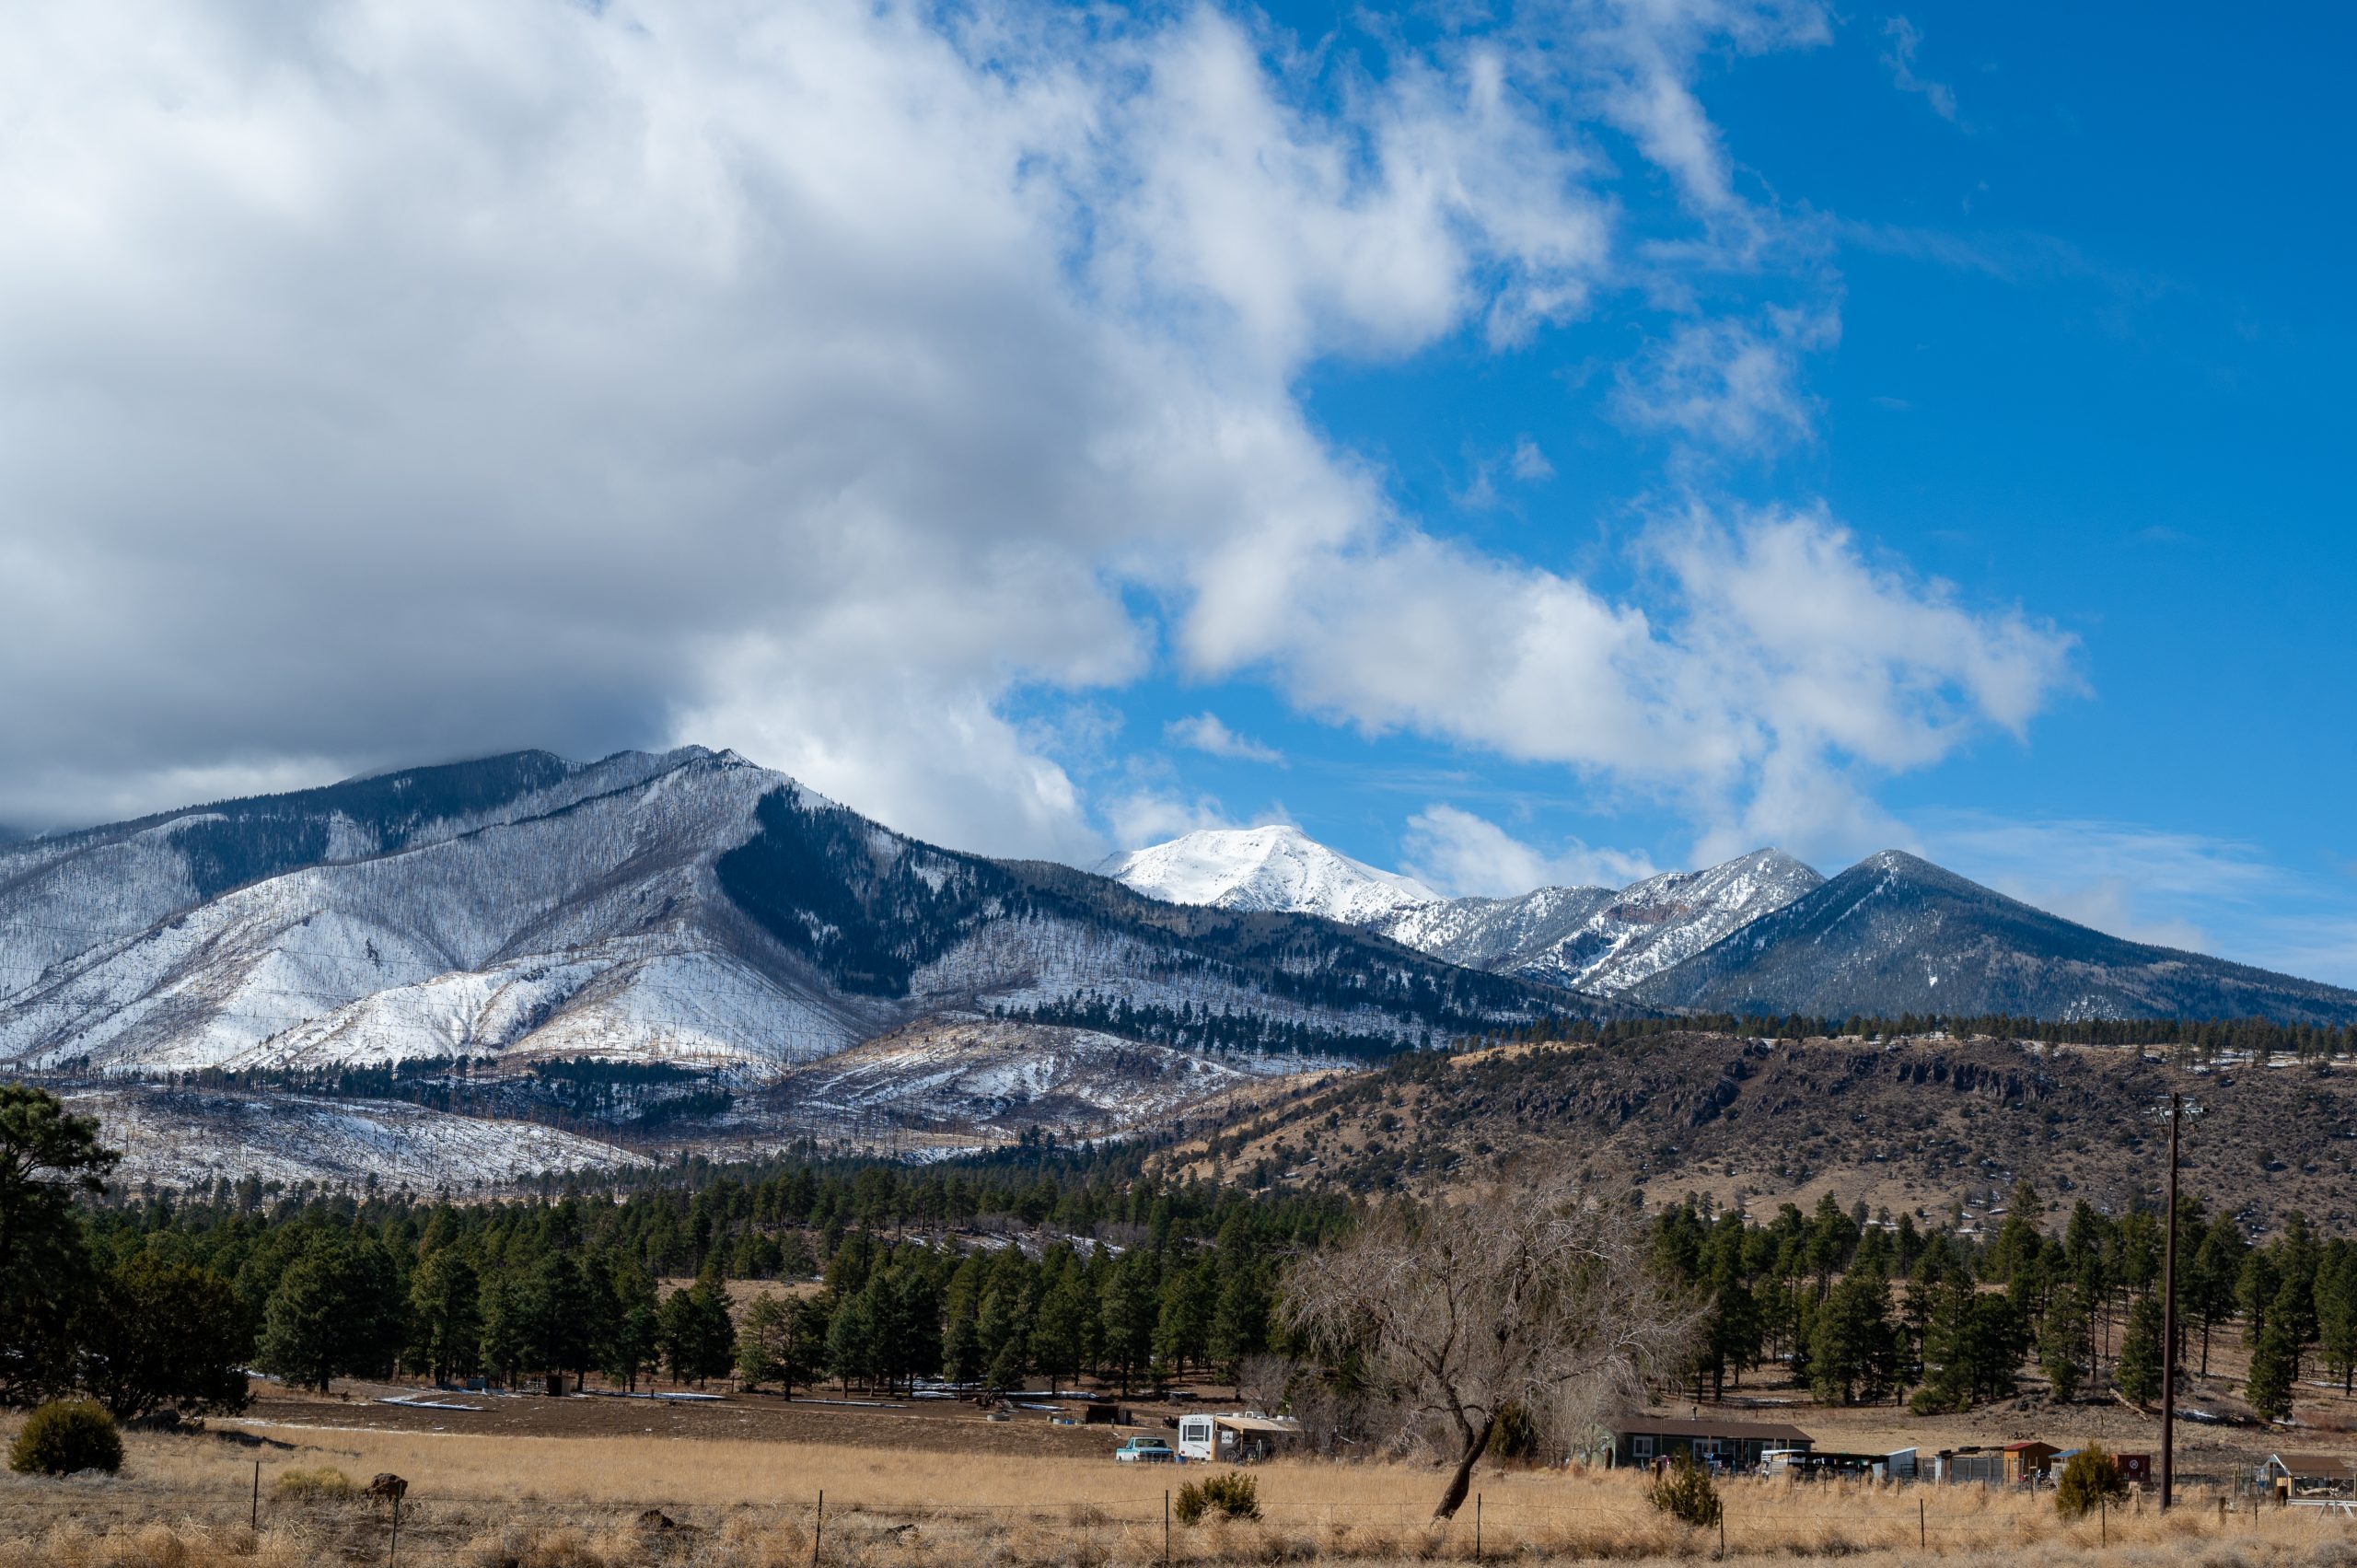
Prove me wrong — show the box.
[389,1495,400,1566]
[812,1489,823,1568]
[251,1460,260,1531]
[1475,1493,1481,1563]
[1919,1496,1925,1550]
[2100,1493,2106,1547]
[1717,1505,1724,1560]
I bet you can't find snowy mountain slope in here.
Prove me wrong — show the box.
[1098,825,1439,924]
[1630,850,2357,1025]
[1374,884,1620,970]
[1366,851,1823,993]
[757,1016,1328,1138]
[1103,825,1822,995]
[1519,849,1827,993]
[1,749,1575,1181]
[65,1084,652,1190]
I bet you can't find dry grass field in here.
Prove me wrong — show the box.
[6,1410,2356,1568]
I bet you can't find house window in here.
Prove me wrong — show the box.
[1632,1436,1655,1461]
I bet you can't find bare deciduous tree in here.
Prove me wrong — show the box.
[1283,1172,1696,1520]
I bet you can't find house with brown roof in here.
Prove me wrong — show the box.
[1598,1412,1815,1471]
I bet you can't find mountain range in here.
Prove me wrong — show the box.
[5,747,2354,1187]
[0,749,1567,1181]
[1103,826,2357,1027]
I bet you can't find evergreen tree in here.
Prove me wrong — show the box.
[477,1268,529,1387]
[1155,1262,1215,1377]
[82,1253,250,1420]
[1808,1270,1895,1406]
[601,1257,661,1391]
[824,1284,879,1390]
[1032,1273,1092,1394]
[2247,1322,2298,1423]
[737,1290,826,1396]
[522,1250,595,1384]
[2038,1282,2094,1403]
[255,1232,401,1393]
[1099,1253,1159,1394]
[2189,1216,2247,1376]
[2116,1293,2165,1406]
[2316,1243,2357,1398]
[405,1249,481,1383]
[0,1086,117,1406]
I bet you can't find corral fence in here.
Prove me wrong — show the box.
[218,1476,2357,1567]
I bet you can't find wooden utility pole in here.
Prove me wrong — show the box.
[2160,1091,2182,1511]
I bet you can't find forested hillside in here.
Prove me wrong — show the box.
[1166,1019,2357,1231]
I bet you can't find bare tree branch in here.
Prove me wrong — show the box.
[1283,1170,1698,1520]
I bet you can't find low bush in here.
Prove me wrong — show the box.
[7,1400,123,1476]
[1645,1453,1722,1528]
[276,1466,357,1501]
[2055,1446,2129,1518]
[1175,1472,1262,1524]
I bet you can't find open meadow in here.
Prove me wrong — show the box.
[6,1404,2357,1568]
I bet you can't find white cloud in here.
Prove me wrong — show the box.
[1165,713,1283,764]
[1101,789,1242,854]
[1575,0,1833,217]
[1615,304,1840,455]
[0,0,1627,852]
[0,0,2058,881]
[1402,803,1656,898]
[1510,436,1556,482]
[1180,503,2075,867]
[1881,17,1961,125]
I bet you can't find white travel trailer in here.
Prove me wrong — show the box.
[1174,1412,1301,1463]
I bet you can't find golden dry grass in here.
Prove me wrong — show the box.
[3,1421,2354,1567]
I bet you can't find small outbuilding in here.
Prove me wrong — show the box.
[2263,1455,2357,1499]
[2003,1441,2061,1483]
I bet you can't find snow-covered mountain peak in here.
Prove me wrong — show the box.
[1100,824,1440,924]
[1103,828,1827,996]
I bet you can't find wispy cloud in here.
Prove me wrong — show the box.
[1881,17,1960,125]
[1165,712,1283,764]
[1614,304,1841,457]
[1510,436,1555,482]
[1906,811,2356,976]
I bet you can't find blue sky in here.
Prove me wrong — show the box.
[0,1,2350,981]
[1041,1,2357,979]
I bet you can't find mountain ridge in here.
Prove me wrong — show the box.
[1631,849,2357,1025]
[0,747,1573,1099]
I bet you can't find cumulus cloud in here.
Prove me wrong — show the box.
[1402,804,1656,898]
[0,0,1625,851]
[0,0,2062,874]
[1179,503,2074,866]
[1165,714,1283,765]
[1101,790,1243,854]
[1510,436,1556,481]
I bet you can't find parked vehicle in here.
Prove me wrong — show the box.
[1114,1437,1174,1464]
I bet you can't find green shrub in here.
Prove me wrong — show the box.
[275,1465,357,1501]
[7,1400,123,1476]
[1645,1452,1723,1528]
[2055,1446,2129,1518]
[1174,1472,1262,1525]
